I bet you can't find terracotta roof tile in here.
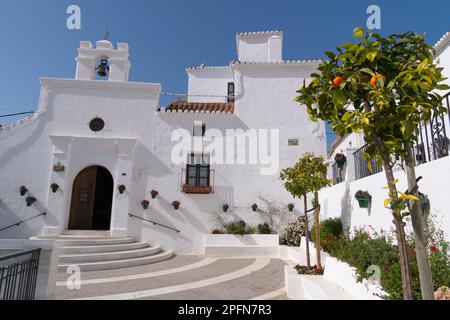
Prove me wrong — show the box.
[159,102,234,114]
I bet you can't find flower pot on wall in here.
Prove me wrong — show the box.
[357,198,370,208]
[118,185,126,194]
[223,204,229,213]
[50,183,59,193]
[420,197,430,217]
[26,197,37,207]
[288,203,295,212]
[150,190,159,199]
[251,204,258,212]
[172,201,180,210]
[141,200,150,210]
[20,186,28,196]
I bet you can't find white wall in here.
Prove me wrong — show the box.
[187,67,233,103]
[320,155,450,241]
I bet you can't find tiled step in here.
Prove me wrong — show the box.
[60,241,150,254]
[58,250,175,272]
[59,246,162,264]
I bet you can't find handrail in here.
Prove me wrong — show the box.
[0,212,47,233]
[0,111,35,118]
[128,213,181,233]
[0,248,41,262]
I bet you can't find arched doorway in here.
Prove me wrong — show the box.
[68,166,114,230]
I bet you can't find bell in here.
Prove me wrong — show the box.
[96,59,109,77]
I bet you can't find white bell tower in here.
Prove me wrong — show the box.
[75,40,131,82]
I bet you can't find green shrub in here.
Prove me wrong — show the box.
[226,220,257,235]
[258,223,271,234]
[324,215,450,300]
[311,218,343,251]
[227,220,246,235]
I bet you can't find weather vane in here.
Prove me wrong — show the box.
[103,22,111,40]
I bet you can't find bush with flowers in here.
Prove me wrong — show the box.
[324,214,449,299]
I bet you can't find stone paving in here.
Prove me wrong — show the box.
[55,256,288,300]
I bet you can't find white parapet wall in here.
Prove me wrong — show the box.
[0,238,59,300]
[205,234,280,258]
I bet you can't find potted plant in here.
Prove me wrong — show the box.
[118,184,126,194]
[20,186,28,196]
[223,203,229,213]
[172,200,181,210]
[50,183,59,193]
[355,190,371,208]
[150,190,159,199]
[334,153,347,169]
[141,199,150,210]
[25,196,37,207]
[251,203,258,212]
[288,203,295,212]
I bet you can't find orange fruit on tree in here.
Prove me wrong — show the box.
[370,74,386,87]
[332,76,345,87]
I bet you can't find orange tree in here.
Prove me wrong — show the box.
[296,28,449,299]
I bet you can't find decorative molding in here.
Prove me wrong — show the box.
[39,77,161,93]
[434,32,450,57]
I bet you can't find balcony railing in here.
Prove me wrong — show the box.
[180,168,215,194]
[332,163,345,185]
[413,92,450,165]
[0,249,41,300]
[353,144,383,180]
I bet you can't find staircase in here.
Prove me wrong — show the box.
[36,231,174,272]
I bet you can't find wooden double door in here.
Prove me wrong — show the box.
[68,166,114,230]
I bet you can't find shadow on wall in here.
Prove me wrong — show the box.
[133,143,173,178]
[0,197,58,239]
[340,182,353,234]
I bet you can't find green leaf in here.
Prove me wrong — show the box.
[333,90,347,107]
[324,51,336,60]
[366,52,378,62]
[342,112,352,122]
[353,30,364,38]
[417,58,428,72]
[359,68,374,75]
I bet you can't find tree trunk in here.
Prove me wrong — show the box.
[370,132,414,299]
[313,191,321,269]
[303,194,311,268]
[404,141,435,300]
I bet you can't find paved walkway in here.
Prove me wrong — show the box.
[55,256,289,300]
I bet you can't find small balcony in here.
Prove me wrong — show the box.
[180,167,215,194]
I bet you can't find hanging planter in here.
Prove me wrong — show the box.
[172,201,181,210]
[251,203,258,212]
[25,196,37,207]
[50,183,59,193]
[288,203,295,212]
[150,190,159,199]
[223,203,229,213]
[20,186,28,196]
[355,190,371,208]
[141,200,150,210]
[118,184,126,194]
[419,193,430,218]
[334,153,347,169]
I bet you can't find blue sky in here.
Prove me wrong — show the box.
[1,0,449,146]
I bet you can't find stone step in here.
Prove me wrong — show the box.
[61,230,112,237]
[60,241,150,254]
[58,250,175,272]
[59,246,162,264]
[34,236,136,246]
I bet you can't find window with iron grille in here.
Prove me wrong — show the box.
[186,154,210,187]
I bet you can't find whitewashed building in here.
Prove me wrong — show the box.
[321,32,450,240]
[0,31,327,254]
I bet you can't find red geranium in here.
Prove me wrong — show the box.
[431,246,438,252]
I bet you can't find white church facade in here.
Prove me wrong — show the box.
[0,31,326,254]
